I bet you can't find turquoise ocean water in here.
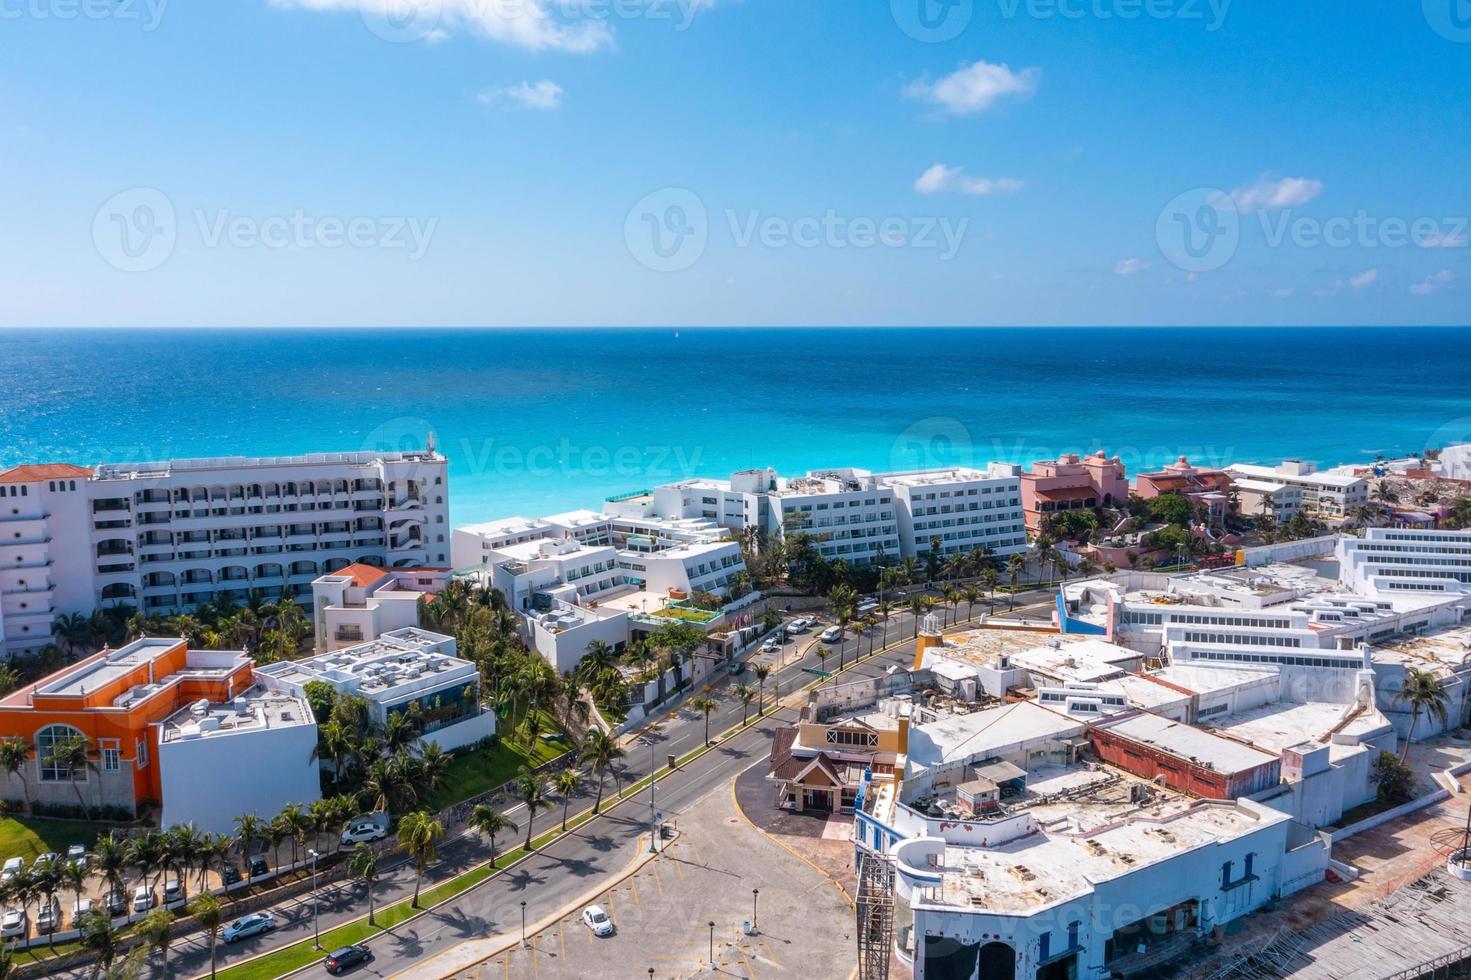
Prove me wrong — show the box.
[2,327,1469,525]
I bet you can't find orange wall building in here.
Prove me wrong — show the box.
[0,637,254,816]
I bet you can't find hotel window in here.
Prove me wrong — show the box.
[36,724,87,781]
[136,738,149,769]
[102,741,121,772]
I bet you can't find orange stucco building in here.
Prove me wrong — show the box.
[0,637,254,816]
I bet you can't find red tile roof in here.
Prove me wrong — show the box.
[0,463,91,485]
[329,563,391,587]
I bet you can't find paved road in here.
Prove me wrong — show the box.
[116,584,1060,980]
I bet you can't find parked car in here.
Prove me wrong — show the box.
[163,878,184,904]
[132,885,156,912]
[71,897,95,921]
[323,945,373,974]
[222,865,242,886]
[104,889,128,916]
[65,844,88,869]
[33,851,59,870]
[0,909,25,939]
[249,856,270,878]
[785,621,805,636]
[1,857,21,881]
[340,821,387,845]
[35,899,62,934]
[222,911,278,944]
[760,638,780,653]
[856,600,878,614]
[580,904,615,937]
[820,625,843,642]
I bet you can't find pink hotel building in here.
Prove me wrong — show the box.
[1019,452,1129,534]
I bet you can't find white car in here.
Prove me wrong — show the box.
[341,822,387,845]
[222,911,279,944]
[132,885,156,912]
[65,844,88,869]
[35,899,62,934]
[0,909,25,939]
[1,857,21,881]
[71,897,95,920]
[785,621,805,636]
[580,904,614,937]
[820,625,843,643]
[33,851,59,870]
[761,639,780,653]
[856,600,878,614]
[163,878,184,904]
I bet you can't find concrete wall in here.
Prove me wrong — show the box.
[158,722,321,833]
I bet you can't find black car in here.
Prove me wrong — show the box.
[222,866,242,886]
[324,945,372,975]
[248,857,269,878]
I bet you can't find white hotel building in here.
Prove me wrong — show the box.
[1226,460,1368,521]
[0,451,449,659]
[1338,527,1471,598]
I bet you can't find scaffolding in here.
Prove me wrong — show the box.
[857,851,895,980]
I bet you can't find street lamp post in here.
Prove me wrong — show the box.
[642,735,658,854]
[752,888,759,933]
[521,900,528,948]
[308,848,321,950]
[708,920,716,970]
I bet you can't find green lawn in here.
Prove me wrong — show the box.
[0,814,123,865]
[420,712,567,811]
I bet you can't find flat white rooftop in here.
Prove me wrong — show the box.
[1207,700,1387,757]
[94,450,443,480]
[160,686,313,743]
[1099,712,1279,775]
[909,700,1085,768]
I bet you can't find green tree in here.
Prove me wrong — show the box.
[752,663,772,715]
[136,908,175,980]
[689,695,718,746]
[348,845,379,925]
[553,768,582,833]
[0,739,30,816]
[1394,668,1450,761]
[734,684,756,725]
[189,892,223,980]
[512,769,555,852]
[47,733,98,818]
[78,907,125,977]
[1373,750,1415,804]
[396,811,445,908]
[468,805,517,868]
[579,728,626,815]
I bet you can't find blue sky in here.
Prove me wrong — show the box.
[1,0,1467,326]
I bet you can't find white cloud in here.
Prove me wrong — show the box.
[274,0,614,53]
[478,80,564,110]
[1115,258,1150,276]
[1270,287,1295,299]
[905,60,1039,116]
[1225,174,1324,213]
[1411,270,1456,296]
[1417,230,1469,249]
[914,164,1023,196]
[1349,268,1378,291]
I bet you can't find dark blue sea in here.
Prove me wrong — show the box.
[2,327,1468,524]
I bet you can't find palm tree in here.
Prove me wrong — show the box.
[908,596,926,636]
[0,739,29,816]
[396,811,445,908]
[689,696,718,746]
[752,663,772,715]
[189,892,223,980]
[554,768,582,832]
[513,769,555,852]
[467,805,517,868]
[382,711,421,757]
[850,622,866,664]
[417,741,452,804]
[1006,554,1025,609]
[78,907,124,977]
[62,859,88,920]
[127,834,162,895]
[234,814,263,879]
[348,845,379,925]
[31,856,61,948]
[1395,668,1451,761]
[734,684,756,725]
[48,734,98,818]
[580,728,626,815]
[136,908,175,980]
[93,832,129,909]
[961,587,980,622]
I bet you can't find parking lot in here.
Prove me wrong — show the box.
[449,780,856,980]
